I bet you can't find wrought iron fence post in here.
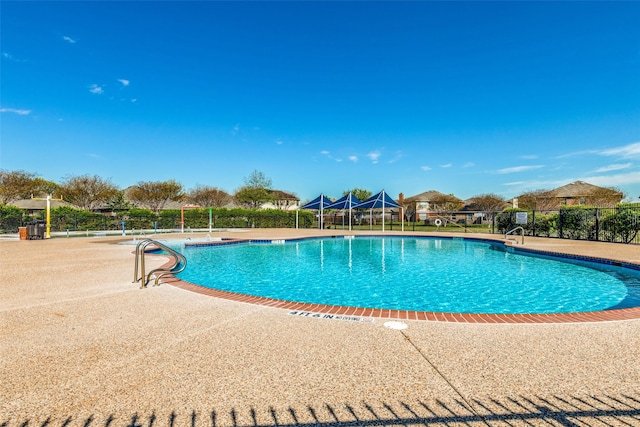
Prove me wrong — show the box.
[532,210,536,237]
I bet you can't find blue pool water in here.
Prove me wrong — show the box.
[172,236,640,314]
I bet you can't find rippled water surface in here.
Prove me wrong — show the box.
[174,237,639,314]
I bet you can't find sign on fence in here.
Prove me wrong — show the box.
[516,212,528,225]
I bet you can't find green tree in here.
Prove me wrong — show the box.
[243,170,272,189]
[343,188,372,202]
[559,205,596,240]
[0,205,24,232]
[127,180,185,213]
[516,189,556,211]
[33,178,59,196]
[466,193,507,223]
[599,204,640,243]
[0,170,59,204]
[188,185,232,207]
[59,174,120,211]
[429,193,464,225]
[585,186,624,207]
[107,191,134,213]
[495,208,527,233]
[234,170,275,208]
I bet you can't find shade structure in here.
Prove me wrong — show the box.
[353,190,403,232]
[324,192,362,231]
[324,192,362,210]
[300,193,333,229]
[353,190,401,209]
[300,194,333,210]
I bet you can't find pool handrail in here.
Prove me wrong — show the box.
[505,226,525,245]
[133,238,187,288]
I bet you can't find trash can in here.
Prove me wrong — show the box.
[27,221,46,240]
[18,227,28,240]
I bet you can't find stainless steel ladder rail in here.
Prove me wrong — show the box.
[133,239,187,288]
[505,226,525,245]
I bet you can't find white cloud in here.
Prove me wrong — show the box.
[2,52,25,62]
[503,179,560,187]
[320,150,344,162]
[592,163,633,173]
[117,79,130,87]
[63,36,76,44]
[555,149,596,159]
[421,166,432,171]
[462,162,475,168]
[496,165,544,174]
[440,163,452,168]
[598,142,640,159]
[275,138,283,145]
[502,179,568,194]
[87,153,100,159]
[367,151,381,164]
[503,171,640,197]
[0,107,31,115]
[88,84,104,94]
[349,155,358,162]
[520,154,538,160]
[581,171,640,187]
[131,98,137,103]
[388,151,403,164]
[558,142,640,160]
[232,124,240,135]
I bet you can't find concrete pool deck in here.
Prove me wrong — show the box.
[1,229,639,426]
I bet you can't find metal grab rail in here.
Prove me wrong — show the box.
[505,226,525,245]
[133,238,187,288]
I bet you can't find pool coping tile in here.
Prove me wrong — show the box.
[156,235,640,324]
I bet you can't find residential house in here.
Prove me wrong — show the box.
[404,190,470,223]
[515,181,624,210]
[260,190,300,211]
[9,198,77,218]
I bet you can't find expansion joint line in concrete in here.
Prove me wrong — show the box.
[400,331,491,427]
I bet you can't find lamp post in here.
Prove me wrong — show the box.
[31,194,63,239]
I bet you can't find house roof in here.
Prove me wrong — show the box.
[547,181,621,198]
[268,190,299,201]
[404,190,449,202]
[9,199,76,210]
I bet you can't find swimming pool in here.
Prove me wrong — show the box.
[172,236,640,315]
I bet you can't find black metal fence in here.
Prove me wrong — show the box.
[493,205,640,244]
[1,205,638,244]
[0,207,315,234]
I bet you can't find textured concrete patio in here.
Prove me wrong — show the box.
[1,229,639,426]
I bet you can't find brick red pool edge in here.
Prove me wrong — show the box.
[159,275,640,324]
[153,237,640,324]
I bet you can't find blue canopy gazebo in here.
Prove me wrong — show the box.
[324,192,362,231]
[300,193,333,229]
[353,190,403,232]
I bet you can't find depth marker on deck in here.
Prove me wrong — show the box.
[289,310,374,323]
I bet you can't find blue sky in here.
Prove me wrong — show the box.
[1,1,639,202]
